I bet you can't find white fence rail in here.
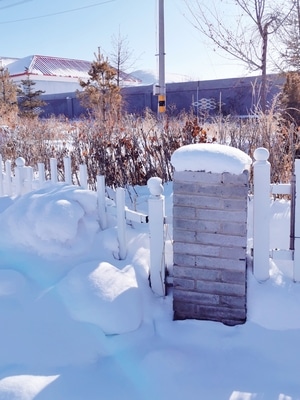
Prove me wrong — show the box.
[5,145,296,292]
[253,147,300,282]
[0,156,167,296]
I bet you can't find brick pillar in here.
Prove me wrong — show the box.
[172,144,250,326]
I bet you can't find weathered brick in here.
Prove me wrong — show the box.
[173,277,195,290]
[173,265,220,281]
[220,221,247,236]
[220,246,246,259]
[195,232,247,248]
[221,170,249,185]
[196,280,246,296]
[221,270,246,284]
[184,184,248,199]
[220,295,246,308]
[174,218,223,235]
[173,205,196,219]
[173,300,195,314]
[173,242,220,257]
[173,193,223,209]
[194,304,246,324]
[173,253,196,267]
[195,255,246,271]
[196,208,247,223]
[173,218,203,231]
[173,229,196,243]
[173,288,220,305]
[174,170,222,184]
[223,199,248,211]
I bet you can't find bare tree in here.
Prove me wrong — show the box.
[184,0,293,112]
[109,28,135,87]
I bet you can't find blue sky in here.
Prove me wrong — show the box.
[0,0,251,81]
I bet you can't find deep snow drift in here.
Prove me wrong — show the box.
[0,180,299,400]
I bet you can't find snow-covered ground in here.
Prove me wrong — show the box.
[0,177,299,399]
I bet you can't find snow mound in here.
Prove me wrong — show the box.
[57,261,143,335]
[171,143,252,175]
[0,269,27,297]
[0,183,99,256]
[0,375,59,400]
[248,260,300,330]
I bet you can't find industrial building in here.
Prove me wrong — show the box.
[1,54,285,118]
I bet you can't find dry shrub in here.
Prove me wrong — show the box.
[0,105,298,188]
[211,96,299,184]
[0,116,73,179]
[71,110,212,188]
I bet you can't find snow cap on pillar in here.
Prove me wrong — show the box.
[171,143,252,174]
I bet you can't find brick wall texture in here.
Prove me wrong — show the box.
[173,170,249,326]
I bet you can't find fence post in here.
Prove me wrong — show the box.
[147,177,165,296]
[293,159,300,281]
[38,163,45,188]
[24,166,33,193]
[79,164,88,189]
[5,160,12,196]
[253,147,270,282]
[116,187,127,260]
[0,154,3,197]
[50,158,58,183]
[64,157,72,184]
[15,157,26,196]
[97,175,107,230]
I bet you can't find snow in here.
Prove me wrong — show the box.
[57,261,143,335]
[0,179,300,400]
[171,143,252,174]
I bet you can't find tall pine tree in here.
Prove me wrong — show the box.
[77,48,122,123]
[18,69,46,119]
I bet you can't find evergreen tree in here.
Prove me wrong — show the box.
[279,0,300,71]
[18,69,46,118]
[0,66,18,123]
[77,48,122,122]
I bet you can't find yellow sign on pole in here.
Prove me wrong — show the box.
[158,94,166,113]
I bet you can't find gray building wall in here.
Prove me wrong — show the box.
[38,74,285,119]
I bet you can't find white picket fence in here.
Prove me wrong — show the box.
[252,147,300,282]
[2,146,297,294]
[0,155,168,296]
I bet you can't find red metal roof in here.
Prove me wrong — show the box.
[7,54,141,84]
[9,55,91,78]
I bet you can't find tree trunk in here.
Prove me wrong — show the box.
[261,24,268,113]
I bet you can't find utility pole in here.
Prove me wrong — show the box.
[154,0,166,115]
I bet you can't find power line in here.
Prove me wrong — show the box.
[0,0,33,10]
[0,0,116,24]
